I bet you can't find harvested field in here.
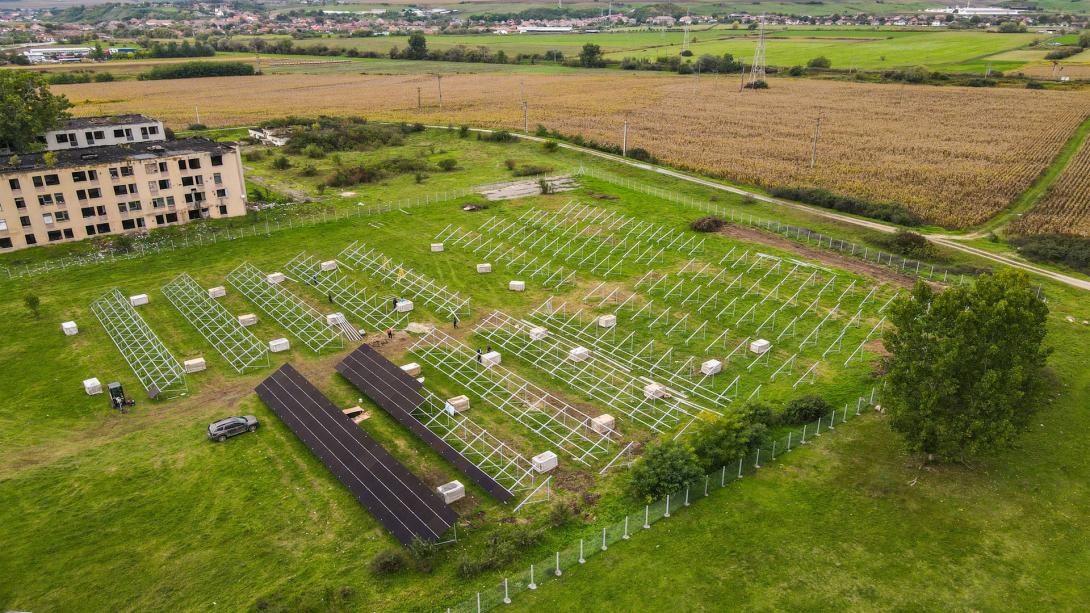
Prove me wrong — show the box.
[54,73,1090,228]
[1011,134,1090,236]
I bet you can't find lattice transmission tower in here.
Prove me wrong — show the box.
[748,16,767,87]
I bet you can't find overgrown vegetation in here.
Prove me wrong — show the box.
[769,186,923,226]
[872,231,941,260]
[139,61,254,81]
[266,116,421,154]
[1011,234,1090,275]
[690,216,726,232]
[627,440,704,502]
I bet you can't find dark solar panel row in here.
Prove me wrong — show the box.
[337,345,515,503]
[256,364,456,546]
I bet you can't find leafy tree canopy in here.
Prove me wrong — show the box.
[884,270,1050,460]
[0,71,71,153]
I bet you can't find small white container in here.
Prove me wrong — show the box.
[446,395,470,414]
[701,359,722,376]
[749,339,771,355]
[643,382,666,400]
[529,326,549,341]
[476,263,492,274]
[207,286,226,299]
[319,260,338,272]
[266,272,285,284]
[430,243,445,252]
[61,321,78,336]
[238,313,258,327]
[590,414,615,435]
[326,312,346,325]
[83,377,102,395]
[597,314,616,328]
[129,293,149,307]
[395,299,414,313]
[183,357,207,373]
[508,280,526,292]
[269,338,290,353]
[437,480,465,504]
[400,362,422,377]
[532,451,558,473]
[568,346,590,362]
[481,351,502,367]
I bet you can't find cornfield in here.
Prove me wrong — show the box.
[1011,135,1090,236]
[55,72,1090,229]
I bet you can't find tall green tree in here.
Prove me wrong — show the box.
[578,43,604,68]
[0,71,72,153]
[884,270,1050,460]
[406,33,427,60]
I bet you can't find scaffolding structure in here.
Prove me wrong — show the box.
[225,262,343,354]
[409,329,614,465]
[558,201,705,256]
[339,241,470,318]
[474,311,696,432]
[161,273,269,373]
[433,225,576,290]
[284,252,407,332]
[90,288,187,398]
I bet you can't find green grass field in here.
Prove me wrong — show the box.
[2,128,1089,612]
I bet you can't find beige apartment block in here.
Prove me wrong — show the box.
[0,137,247,252]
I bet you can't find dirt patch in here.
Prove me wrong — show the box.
[718,223,927,289]
[477,176,579,201]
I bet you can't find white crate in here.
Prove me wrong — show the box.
[532,451,558,473]
[749,339,771,355]
[597,314,616,328]
[269,337,290,353]
[319,260,338,272]
[83,377,102,395]
[326,312,346,325]
[590,414,615,435]
[643,382,666,399]
[700,359,722,376]
[446,395,470,414]
[61,321,78,336]
[238,313,258,327]
[207,286,226,299]
[395,299,414,313]
[183,357,207,373]
[481,351,502,367]
[476,263,492,274]
[508,280,526,292]
[129,293,149,307]
[568,346,590,362]
[400,362,422,377]
[430,242,445,252]
[528,326,549,341]
[437,480,465,504]
[266,272,285,284]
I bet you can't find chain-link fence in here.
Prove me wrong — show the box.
[446,388,881,613]
[579,167,971,286]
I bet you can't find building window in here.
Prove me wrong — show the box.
[109,168,119,179]
[215,188,227,198]
[54,193,65,206]
[144,162,158,174]
[34,174,60,187]
[96,222,110,234]
[188,158,201,169]
[20,215,31,228]
[158,161,167,172]
[212,172,222,184]
[177,159,187,170]
[128,201,142,211]
[24,233,36,246]
[218,205,228,215]
[148,126,159,135]
[55,211,70,222]
[84,225,96,236]
[37,194,54,206]
[158,179,170,190]
[56,133,70,143]
[0,219,6,231]
[113,185,128,196]
[0,237,11,249]
[122,218,145,230]
[8,178,20,190]
[113,128,125,138]
[14,198,25,209]
[42,213,54,225]
[48,230,63,241]
[211,154,223,166]
[81,207,95,218]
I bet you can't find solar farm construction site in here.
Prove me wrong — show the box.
[9,126,1085,613]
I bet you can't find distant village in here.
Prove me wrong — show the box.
[1,1,1084,64]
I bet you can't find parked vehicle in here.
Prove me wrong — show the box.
[207,415,258,442]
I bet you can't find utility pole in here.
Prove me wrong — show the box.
[195,106,201,125]
[622,118,628,157]
[523,100,529,132]
[436,74,443,109]
[810,115,822,170]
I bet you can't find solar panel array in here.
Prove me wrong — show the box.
[226,262,343,354]
[161,273,269,373]
[256,364,456,546]
[337,345,522,502]
[90,288,187,398]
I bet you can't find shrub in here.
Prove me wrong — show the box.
[690,216,725,233]
[547,501,573,527]
[1026,80,1045,90]
[458,125,470,138]
[543,140,559,152]
[140,61,254,80]
[626,147,652,162]
[1010,234,1090,275]
[300,163,317,177]
[482,130,516,143]
[512,164,552,177]
[504,159,517,170]
[743,79,769,89]
[437,158,458,171]
[302,144,325,159]
[188,123,208,131]
[807,56,832,69]
[242,149,265,162]
[1045,46,1082,60]
[539,178,553,195]
[369,549,409,575]
[688,404,769,472]
[627,440,703,502]
[680,49,693,57]
[873,230,940,260]
[272,155,291,170]
[782,395,832,424]
[787,65,805,76]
